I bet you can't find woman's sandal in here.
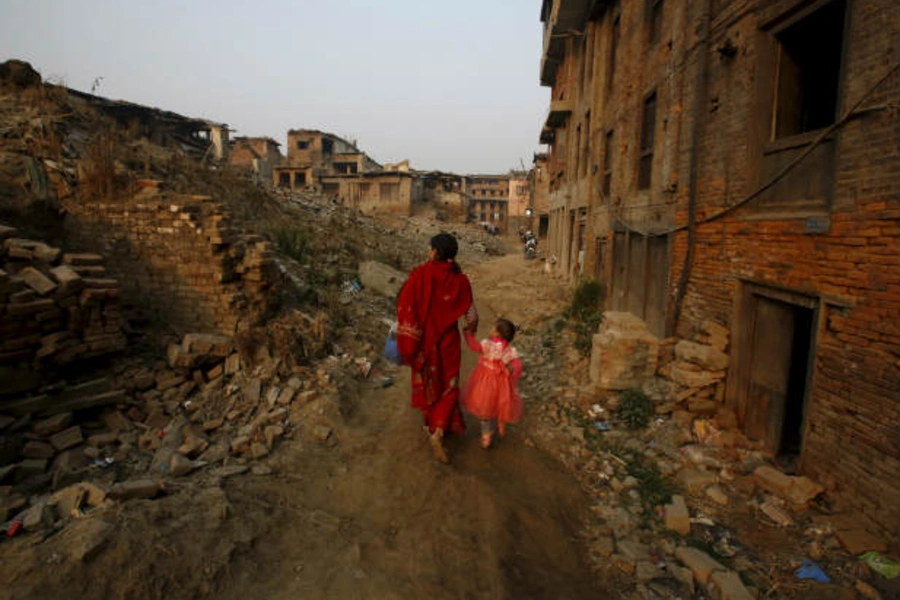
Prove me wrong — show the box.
[480,432,492,449]
[430,429,450,464]
[497,422,506,438]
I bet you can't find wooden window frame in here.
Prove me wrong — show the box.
[638,90,657,191]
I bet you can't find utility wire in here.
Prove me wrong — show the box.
[609,61,900,238]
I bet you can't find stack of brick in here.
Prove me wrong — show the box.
[658,320,730,416]
[0,224,126,368]
[62,186,279,336]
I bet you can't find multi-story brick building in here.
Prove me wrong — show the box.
[538,0,898,542]
[468,175,510,233]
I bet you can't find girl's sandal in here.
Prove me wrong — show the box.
[480,432,492,449]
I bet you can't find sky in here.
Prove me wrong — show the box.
[1,0,550,174]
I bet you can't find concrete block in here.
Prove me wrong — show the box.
[589,311,660,390]
[358,260,406,298]
[753,466,823,505]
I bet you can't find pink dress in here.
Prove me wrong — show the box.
[461,332,523,424]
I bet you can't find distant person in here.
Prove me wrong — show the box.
[461,318,523,449]
[396,233,478,464]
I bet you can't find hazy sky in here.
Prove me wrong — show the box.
[1,0,549,173]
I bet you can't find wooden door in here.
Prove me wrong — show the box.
[744,296,795,453]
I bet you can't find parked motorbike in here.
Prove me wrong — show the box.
[524,235,537,260]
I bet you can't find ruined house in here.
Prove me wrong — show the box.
[323,171,423,216]
[270,129,419,214]
[67,89,229,161]
[273,129,380,190]
[468,175,510,233]
[228,136,283,186]
[538,0,899,541]
[418,171,469,219]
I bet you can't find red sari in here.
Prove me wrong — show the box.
[396,259,476,435]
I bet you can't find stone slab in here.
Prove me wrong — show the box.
[50,426,83,451]
[675,546,727,584]
[835,529,888,555]
[665,495,691,535]
[710,570,755,600]
[753,466,824,505]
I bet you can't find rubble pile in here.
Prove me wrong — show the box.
[0,223,126,371]
[534,321,896,600]
[658,319,731,417]
[0,327,348,536]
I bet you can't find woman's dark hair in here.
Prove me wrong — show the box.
[496,318,516,343]
[430,233,458,261]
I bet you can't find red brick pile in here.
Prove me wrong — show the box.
[0,224,126,368]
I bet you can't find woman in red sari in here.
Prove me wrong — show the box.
[396,233,478,464]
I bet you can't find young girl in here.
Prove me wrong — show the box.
[461,318,523,449]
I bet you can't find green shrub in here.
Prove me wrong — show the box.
[565,278,605,357]
[566,277,605,321]
[619,389,654,429]
[274,227,310,263]
[626,452,676,514]
[572,312,603,357]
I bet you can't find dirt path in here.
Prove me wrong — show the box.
[213,254,604,598]
[0,253,602,600]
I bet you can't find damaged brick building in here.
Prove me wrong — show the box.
[538,0,899,541]
[228,137,283,186]
[273,129,421,214]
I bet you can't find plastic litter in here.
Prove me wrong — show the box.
[355,357,372,378]
[859,551,900,579]
[383,322,402,365]
[6,520,22,537]
[795,559,830,583]
[592,421,611,432]
[341,279,362,295]
[693,419,723,446]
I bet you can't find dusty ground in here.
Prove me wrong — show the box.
[0,253,615,600]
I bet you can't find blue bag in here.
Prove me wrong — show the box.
[384,323,402,365]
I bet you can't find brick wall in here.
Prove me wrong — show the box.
[62,185,279,336]
[670,0,900,540]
